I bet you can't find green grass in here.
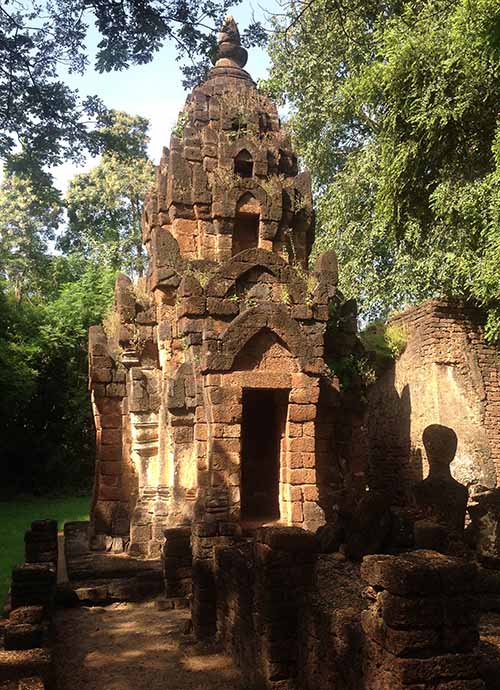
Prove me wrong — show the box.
[0,495,90,613]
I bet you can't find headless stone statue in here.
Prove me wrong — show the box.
[413,425,468,539]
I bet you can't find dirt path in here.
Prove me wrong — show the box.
[53,602,244,690]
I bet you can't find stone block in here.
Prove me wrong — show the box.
[99,414,122,428]
[378,591,444,629]
[391,653,479,684]
[92,368,112,383]
[9,607,44,625]
[192,522,218,538]
[361,552,444,596]
[100,445,122,461]
[97,398,122,414]
[287,423,303,437]
[257,527,317,553]
[288,437,315,452]
[302,501,324,527]
[361,609,440,657]
[289,387,319,404]
[290,502,304,523]
[172,426,194,443]
[290,469,316,485]
[207,298,239,316]
[130,525,151,543]
[101,428,122,446]
[106,383,126,397]
[4,624,44,651]
[0,649,53,684]
[98,485,123,501]
[177,296,206,317]
[289,404,316,423]
[211,403,242,423]
[11,564,56,586]
[302,486,319,501]
[74,585,109,603]
[99,461,122,476]
[289,453,305,469]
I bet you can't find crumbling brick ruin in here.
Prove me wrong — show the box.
[4,16,499,690]
[368,299,500,501]
[87,16,348,556]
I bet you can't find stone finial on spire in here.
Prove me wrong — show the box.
[213,16,248,68]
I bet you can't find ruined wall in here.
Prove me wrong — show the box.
[368,299,499,501]
[86,18,355,556]
[362,551,484,690]
[297,556,365,690]
[212,529,485,690]
[88,324,136,551]
[214,527,318,690]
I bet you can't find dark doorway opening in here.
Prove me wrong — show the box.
[232,213,259,256]
[241,388,288,523]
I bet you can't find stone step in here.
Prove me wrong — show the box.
[0,649,52,686]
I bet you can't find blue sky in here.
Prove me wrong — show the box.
[54,1,280,192]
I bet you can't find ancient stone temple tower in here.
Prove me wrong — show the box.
[88,17,342,557]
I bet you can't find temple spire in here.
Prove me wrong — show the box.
[212,16,248,69]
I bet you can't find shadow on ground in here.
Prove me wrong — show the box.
[54,602,246,690]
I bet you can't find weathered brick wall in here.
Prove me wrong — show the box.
[297,557,365,690]
[368,299,499,502]
[0,520,58,688]
[361,550,484,690]
[88,324,134,550]
[213,535,486,690]
[191,520,241,639]
[214,527,317,690]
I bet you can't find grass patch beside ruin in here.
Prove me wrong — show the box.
[0,495,90,614]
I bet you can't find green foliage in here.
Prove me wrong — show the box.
[61,111,155,277]
[41,259,116,351]
[0,170,62,300]
[327,353,376,390]
[281,285,291,305]
[361,322,407,361]
[171,112,190,139]
[0,259,115,496]
[265,0,500,341]
[292,264,319,305]
[0,116,146,495]
[0,284,42,419]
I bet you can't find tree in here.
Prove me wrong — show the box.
[0,168,62,300]
[61,110,156,277]
[264,0,500,340]
[0,112,153,494]
[0,258,116,496]
[0,282,42,421]
[0,0,266,173]
[0,109,157,494]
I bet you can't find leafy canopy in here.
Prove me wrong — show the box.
[264,0,500,341]
[0,109,154,494]
[62,111,156,277]
[0,0,266,173]
[0,170,62,300]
